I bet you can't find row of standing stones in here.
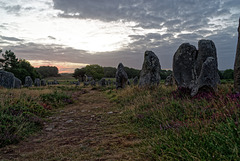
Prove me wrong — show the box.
[116,17,239,96]
[0,19,239,95]
[116,40,220,96]
[0,71,48,89]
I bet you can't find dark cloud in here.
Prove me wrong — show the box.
[4,5,21,14]
[48,36,56,40]
[0,35,24,42]
[2,0,240,71]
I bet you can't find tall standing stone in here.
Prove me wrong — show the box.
[116,63,128,89]
[139,51,161,87]
[173,43,197,89]
[0,70,15,88]
[191,57,220,96]
[195,40,217,76]
[234,18,240,92]
[24,76,33,87]
[173,40,220,96]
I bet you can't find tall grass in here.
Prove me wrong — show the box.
[109,83,240,160]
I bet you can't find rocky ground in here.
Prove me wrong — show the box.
[0,89,143,161]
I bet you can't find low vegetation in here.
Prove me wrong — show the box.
[0,86,75,148]
[107,83,240,160]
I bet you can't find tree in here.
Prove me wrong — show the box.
[160,70,172,80]
[36,66,60,78]
[0,50,40,83]
[84,64,104,80]
[2,50,18,70]
[73,68,86,81]
[103,67,117,78]
[123,67,140,78]
[222,69,234,80]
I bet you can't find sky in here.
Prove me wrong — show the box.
[0,0,240,73]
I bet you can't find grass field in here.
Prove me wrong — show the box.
[0,80,239,160]
[106,83,240,160]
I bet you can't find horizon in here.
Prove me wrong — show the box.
[0,0,240,73]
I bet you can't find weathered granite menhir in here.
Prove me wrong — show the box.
[24,76,33,87]
[34,78,41,87]
[234,18,240,92]
[115,63,128,89]
[173,40,220,96]
[14,77,22,89]
[139,51,161,87]
[0,70,15,88]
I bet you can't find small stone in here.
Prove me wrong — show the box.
[66,120,73,123]
[34,78,41,87]
[108,111,113,114]
[45,127,53,131]
[14,77,22,89]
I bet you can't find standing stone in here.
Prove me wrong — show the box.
[53,80,59,85]
[0,70,15,88]
[41,79,46,86]
[98,78,106,86]
[24,76,33,87]
[116,63,128,89]
[173,40,220,96]
[234,18,240,92]
[75,81,80,86]
[195,40,217,76]
[14,77,22,89]
[84,81,89,86]
[139,51,161,87]
[34,78,41,87]
[173,43,197,88]
[90,80,96,86]
[165,74,174,86]
[108,80,112,85]
[191,57,220,96]
[133,76,138,86]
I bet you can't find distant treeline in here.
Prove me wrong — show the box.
[73,64,173,80]
[0,50,60,83]
[103,66,172,80]
[35,66,60,78]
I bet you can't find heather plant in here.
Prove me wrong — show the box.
[109,83,240,160]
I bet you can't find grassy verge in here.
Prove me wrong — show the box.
[0,86,75,148]
[107,83,240,160]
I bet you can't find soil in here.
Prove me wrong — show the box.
[0,89,143,161]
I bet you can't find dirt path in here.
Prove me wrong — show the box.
[0,89,143,161]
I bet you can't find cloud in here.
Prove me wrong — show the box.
[0,35,24,42]
[1,0,240,71]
